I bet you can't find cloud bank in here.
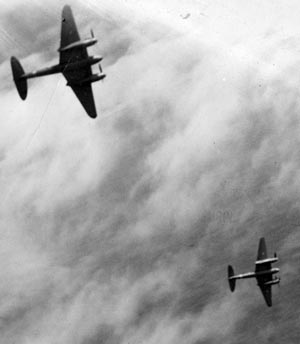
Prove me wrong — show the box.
[0,0,300,343]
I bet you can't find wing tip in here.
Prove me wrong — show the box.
[88,106,97,118]
[257,237,267,260]
[62,4,72,13]
[88,112,97,119]
[62,4,73,21]
[258,237,266,248]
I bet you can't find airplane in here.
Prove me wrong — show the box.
[228,237,280,307]
[10,5,106,118]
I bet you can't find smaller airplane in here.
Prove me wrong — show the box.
[11,5,106,118]
[228,237,280,307]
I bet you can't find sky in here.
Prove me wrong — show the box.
[0,0,300,343]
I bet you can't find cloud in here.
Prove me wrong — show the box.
[0,0,300,343]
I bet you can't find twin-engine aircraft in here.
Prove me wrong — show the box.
[228,237,280,307]
[11,5,105,118]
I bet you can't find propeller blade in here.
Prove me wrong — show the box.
[99,63,103,73]
[91,29,94,38]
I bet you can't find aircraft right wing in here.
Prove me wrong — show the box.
[68,84,97,118]
[62,58,97,118]
[258,283,272,307]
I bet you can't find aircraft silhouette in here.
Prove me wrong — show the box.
[228,237,280,307]
[11,5,105,118]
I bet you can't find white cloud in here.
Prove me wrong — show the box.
[0,1,299,343]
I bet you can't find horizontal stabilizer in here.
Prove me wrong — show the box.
[11,56,27,100]
[228,265,236,292]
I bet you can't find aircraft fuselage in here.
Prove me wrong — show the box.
[21,56,103,80]
[229,267,279,281]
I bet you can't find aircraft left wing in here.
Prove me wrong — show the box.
[255,237,271,273]
[59,5,88,65]
[258,283,272,307]
[257,237,267,261]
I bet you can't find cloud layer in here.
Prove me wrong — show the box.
[0,1,300,343]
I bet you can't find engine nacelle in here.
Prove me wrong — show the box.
[59,38,98,52]
[255,257,278,265]
[256,267,279,276]
[264,277,280,286]
[82,73,106,84]
[67,73,106,86]
[64,56,103,71]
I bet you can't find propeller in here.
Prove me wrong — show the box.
[98,63,106,82]
[90,29,94,38]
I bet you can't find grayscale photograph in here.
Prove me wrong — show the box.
[0,0,299,343]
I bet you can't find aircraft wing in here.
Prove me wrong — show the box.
[68,84,97,118]
[59,5,88,64]
[60,5,97,118]
[258,283,272,307]
[255,237,271,272]
[257,237,267,260]
[62,63,97,118]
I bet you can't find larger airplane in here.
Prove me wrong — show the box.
[228,237,280,307]
[10,5,106,118]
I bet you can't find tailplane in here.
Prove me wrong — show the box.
[228,265,236,292]
[11,56,27,100]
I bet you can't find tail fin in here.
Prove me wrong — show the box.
[228,265,236,292]
[10,56,27,100]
